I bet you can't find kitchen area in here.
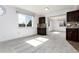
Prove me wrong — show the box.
[66,10,79,51]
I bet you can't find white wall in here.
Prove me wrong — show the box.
[0,6,38,41]
[49,19,66,32]
[76,5,79,9]
[48,15,66,32]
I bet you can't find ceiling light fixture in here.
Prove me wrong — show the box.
[44,7,49,11]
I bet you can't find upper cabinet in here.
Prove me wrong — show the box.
[67,10,79,22]
[39,17,45,24]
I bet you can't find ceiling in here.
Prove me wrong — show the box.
[13,5,77,16]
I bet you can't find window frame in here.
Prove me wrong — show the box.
[16,11,34,28]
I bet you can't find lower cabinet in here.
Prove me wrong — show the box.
[37,28,46,35]
[66,28,78,42]
[78,29,79,40]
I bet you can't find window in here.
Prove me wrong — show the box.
[0,6,6,16]
[59,20,66,27]
[17,13,33,27]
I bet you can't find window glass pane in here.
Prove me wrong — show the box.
[18,13,26,24]
[17,13,33,27]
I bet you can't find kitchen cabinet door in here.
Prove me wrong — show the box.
[66,28,78,42]
[67,10,79,22]
[78,29,79,41]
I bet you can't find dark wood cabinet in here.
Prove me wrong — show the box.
[67,10,79,22]
[39,17,45,24]
[37,28,46,35]
[66,28,78,42]
[78,29,79,40]
[37,17,47,35]
[67,10,79,42]
[66,29,72,41]
[67,12,74,22]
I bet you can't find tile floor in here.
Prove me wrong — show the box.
[68,40,79,52]
[0,32,78,53]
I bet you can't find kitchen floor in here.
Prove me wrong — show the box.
[68,40,79,52]
[0,32,77,53]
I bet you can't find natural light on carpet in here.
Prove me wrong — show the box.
[26,37,49,47]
